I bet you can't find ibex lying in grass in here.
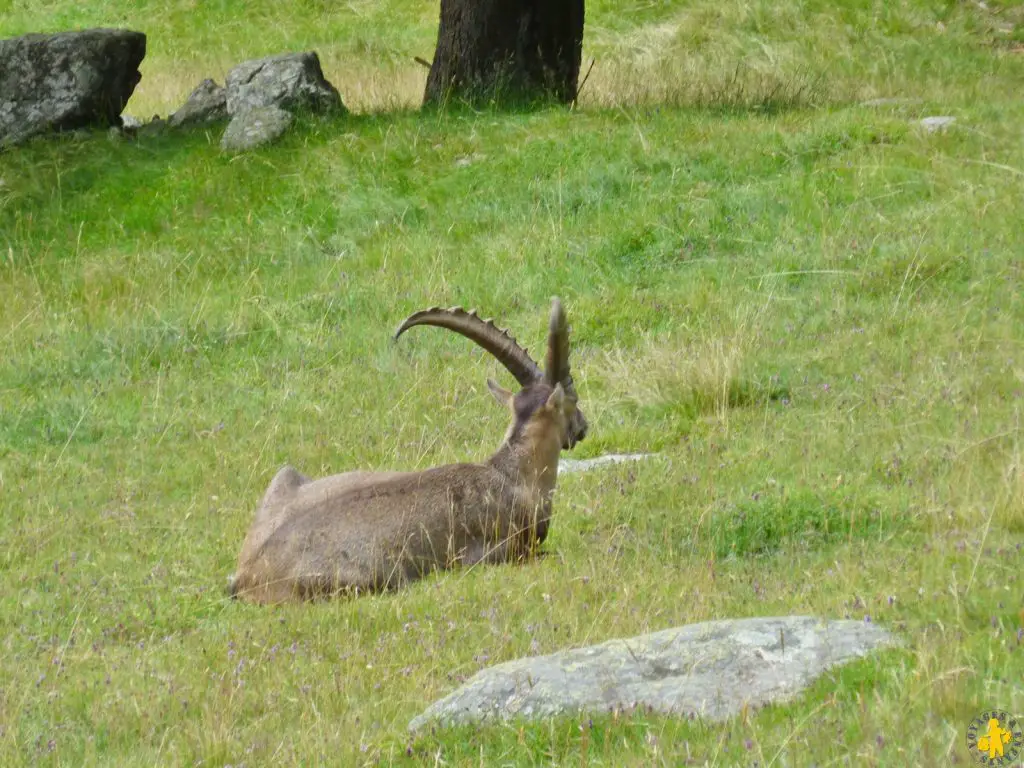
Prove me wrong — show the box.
[229,298,588,603]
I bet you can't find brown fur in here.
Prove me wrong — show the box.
[230,382,576,604]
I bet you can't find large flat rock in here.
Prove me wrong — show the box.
[0,28,145,147]
[409,615,899,731]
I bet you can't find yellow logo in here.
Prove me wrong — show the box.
[966,710,1022,765]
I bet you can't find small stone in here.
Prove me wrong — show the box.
[137,116,168,138]
[919,116,956,132]
[169,78,228,127]
[220,106,293,152]
[454,153,486,168]
[860,97,922,108]
[559,453,659,475]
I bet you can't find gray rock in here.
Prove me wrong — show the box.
[169,79,228,127]
[220,105,293,152]
[120,114,142,130]
[409,616,899,731]
[919,116,956,132]
[559,453,658,475]
[225,52,343,116]
[0,28,146,147]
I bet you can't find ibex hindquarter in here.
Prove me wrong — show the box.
[230,298,587,604]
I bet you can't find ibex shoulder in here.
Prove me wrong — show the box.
[263,465,310,503]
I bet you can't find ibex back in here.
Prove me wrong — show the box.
[229,298,587,603]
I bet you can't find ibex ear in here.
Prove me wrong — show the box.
[486,378,513,407]
[545,383,565,411]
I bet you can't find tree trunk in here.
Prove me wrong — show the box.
[424,0,584,107]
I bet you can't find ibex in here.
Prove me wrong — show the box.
[229,298,588,603]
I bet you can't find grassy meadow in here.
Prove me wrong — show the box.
[2,0,1024,764]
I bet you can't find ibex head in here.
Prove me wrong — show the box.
[395,297,587,449]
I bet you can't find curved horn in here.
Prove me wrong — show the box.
[394,306,542,386]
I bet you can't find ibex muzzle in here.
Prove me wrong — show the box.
[229,298,587,604]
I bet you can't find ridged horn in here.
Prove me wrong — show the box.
[394,306,542,386]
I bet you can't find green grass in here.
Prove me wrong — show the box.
[2,0,1024,765]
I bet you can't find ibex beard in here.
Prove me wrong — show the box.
[229,297,588,604]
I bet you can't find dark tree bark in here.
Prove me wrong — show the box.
[424,0,584,107]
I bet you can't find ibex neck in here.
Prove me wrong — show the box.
[488,438,561,496]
